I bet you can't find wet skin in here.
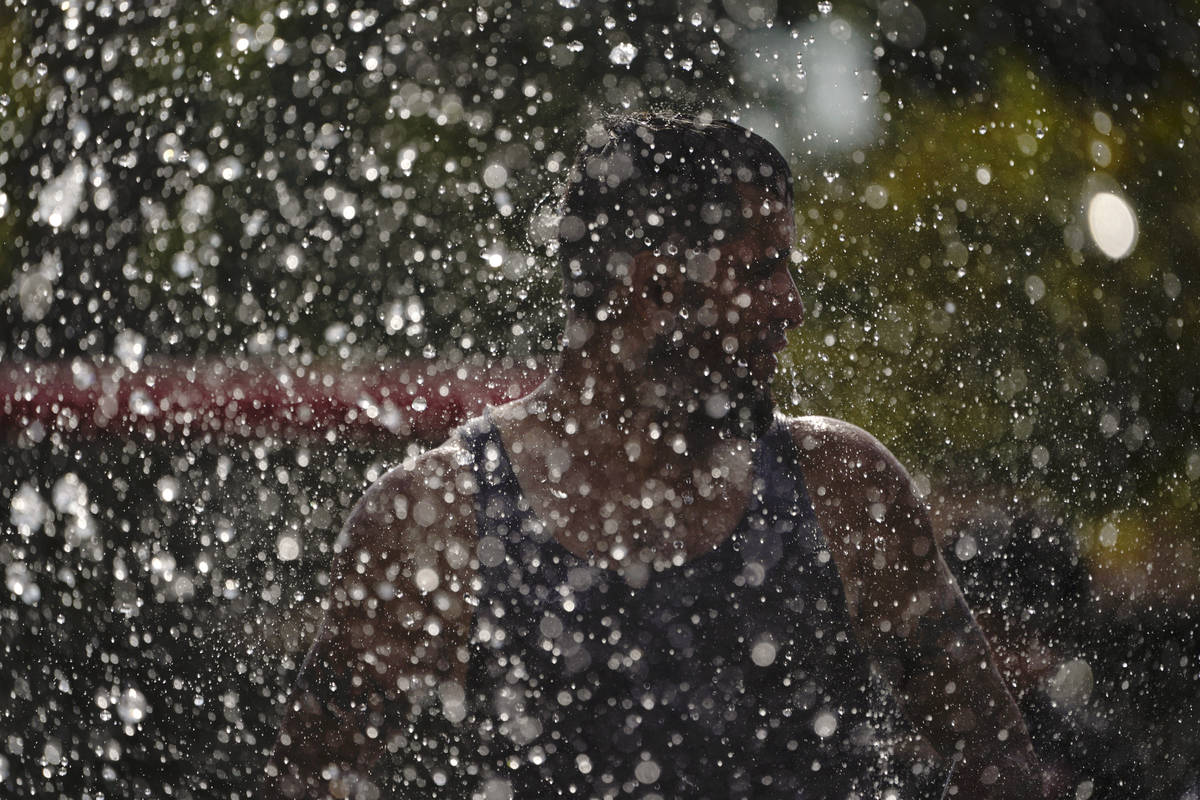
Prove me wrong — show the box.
[265,191,1046,799]
[495,189,804,566]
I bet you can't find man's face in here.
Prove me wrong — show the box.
[647,188,804,439]
[703,189,804,381]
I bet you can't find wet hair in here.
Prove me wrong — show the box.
[556,112,793,321]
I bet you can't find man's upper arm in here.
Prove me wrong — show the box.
[786,413,987,671]
[785,415,926,613]
[786,415,1042,797]
[323,450,477,689]
[266,441,479,796]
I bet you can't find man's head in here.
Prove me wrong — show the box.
[555,112,803,439]
[556,112,794,323]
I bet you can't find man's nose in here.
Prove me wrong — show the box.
[765,267,805,328]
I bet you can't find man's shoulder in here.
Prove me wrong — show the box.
[335,428,478,554]
[778,413,892,460]
[776,413,910,492]
[367,428,473,502]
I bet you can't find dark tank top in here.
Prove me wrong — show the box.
[456,415,884,799]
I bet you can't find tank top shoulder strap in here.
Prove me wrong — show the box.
[457,413,494,467]
[458,412,526,534]
[756,416,826,553]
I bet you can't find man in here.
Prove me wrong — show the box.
[266,113,1043,799]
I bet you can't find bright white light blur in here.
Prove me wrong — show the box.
[736,21,878,156]
[1086,191,1138,260]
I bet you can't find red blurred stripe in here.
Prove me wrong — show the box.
[0,359,544,442]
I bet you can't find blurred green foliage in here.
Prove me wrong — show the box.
[783,52,1200,570]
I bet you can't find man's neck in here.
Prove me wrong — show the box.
[497,355,760,568]
[543,348,734,466]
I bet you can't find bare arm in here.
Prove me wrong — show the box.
[263,446,477,799]
[790,417,1044,799]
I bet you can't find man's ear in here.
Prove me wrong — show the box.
[630,249,687,326]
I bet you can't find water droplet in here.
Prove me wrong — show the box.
[36,159,87,229]
[5,563,40,605]
[864,184,888,209]
[483,163,509,189]
[171,252,197,278]
[156,476,179,503]
[10,484,48,535]
[813,710,838,737]
[751,638,777,666]
[1031,444,1050,469]
[634,759,661,784]
[114,330,147,371]
[17,269,53,322]
[117,687,149,724]
[150,551,176,582]
[1025,275,1046,303]
[478,536,506,567]
[954,534,978,561]
[609,42,638,65]
[277,534,301,561]
[215,156,243,181]
[52,473,88,516]
[1046,658,1094,707]
[415,567,440,592]
[42,739,63,766]
[129,389,155,417]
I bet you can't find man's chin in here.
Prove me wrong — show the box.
[696,385,776,443]
[745,347,780,385]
